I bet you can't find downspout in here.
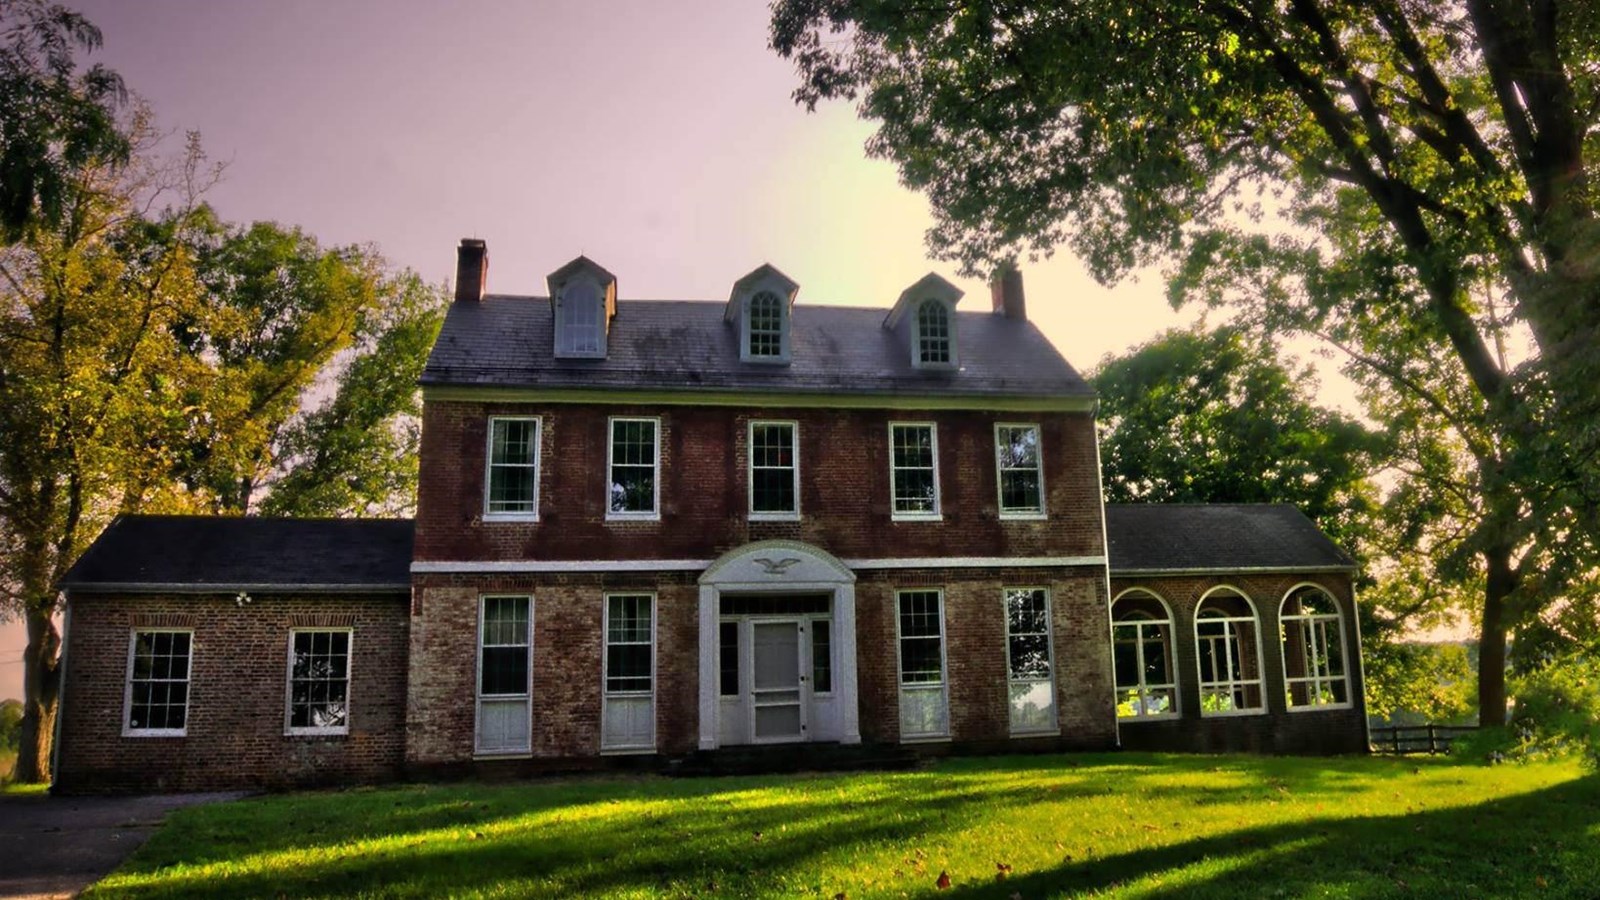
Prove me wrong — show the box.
[1350,578,1372,753]
[49,595,72,792]
[1090,399,1120,749]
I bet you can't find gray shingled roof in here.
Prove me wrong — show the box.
[1105,504,1355,573]
[421,296,1095,398]
[60,516,414,593]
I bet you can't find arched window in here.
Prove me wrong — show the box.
[916,299,951,366]
[1194,589,1265,715]
[1111,590,1177,718]
[556,279,604,357]
[747,290,785,359]
[1280,585,1351,708]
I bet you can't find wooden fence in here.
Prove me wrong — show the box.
[1370,724,1478,755]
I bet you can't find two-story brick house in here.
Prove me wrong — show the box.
[51,239,1367,793]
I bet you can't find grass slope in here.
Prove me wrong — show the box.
[90,753,1596,899]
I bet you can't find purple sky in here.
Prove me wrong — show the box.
[2,0,1199,701]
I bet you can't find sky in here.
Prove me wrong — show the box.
[2,0,1218,701]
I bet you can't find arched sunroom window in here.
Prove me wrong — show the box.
[555,279,604,357]
[747,290,785,359]
[915,299,952,366]
[1111,590,1178,718]
[1280,585,1351,708]
[1194,589,1265,715]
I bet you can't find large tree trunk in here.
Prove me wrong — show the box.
[13,607,62,784]
[1477,544,1516,727]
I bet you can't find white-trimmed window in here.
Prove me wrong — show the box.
[1195,589,1265,715]
[555,278,605,357]
[744,290,788,361]
[889,423,940,518]
[810,617,833,694]
[485,417,540,518]
[476,595,532,755]
[608,417,659,519]
[896,589,949,740]
[124,629,192,736]
[915,299,954,367]
[1112,590,1179,719]
[1004,588,1057,734]
[1280,585,1352,709]
[602,593,655,750]
[995,423,1045,517]
[286,629,351,735]
[749,421,799,519]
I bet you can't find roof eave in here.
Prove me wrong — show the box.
[62,582,412,595]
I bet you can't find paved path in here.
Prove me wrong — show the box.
[0,791,244,899]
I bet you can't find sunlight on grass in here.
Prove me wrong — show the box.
[87,753,1597,899]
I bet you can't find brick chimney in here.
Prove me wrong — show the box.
[455,238,487,303]
[990,263,1027,320]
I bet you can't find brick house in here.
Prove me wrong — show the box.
[52,240,1367,792]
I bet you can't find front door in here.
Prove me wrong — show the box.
[751,620,806,742]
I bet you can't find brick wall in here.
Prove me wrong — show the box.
[1108,572,1368,754]
[413,401,1104,563]
[56,592,409,794]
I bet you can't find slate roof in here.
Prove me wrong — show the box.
[1104,504,1356,574]
[420,296,1095,399]
[59,516,414,593]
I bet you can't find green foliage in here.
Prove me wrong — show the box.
[0,698,20,750]
[1364,641,1476,725]
[90,755,1594,898]
[0,0,129,242]
[1506,651,1600,769]
[1091,325,1379,554]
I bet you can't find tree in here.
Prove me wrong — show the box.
[771,0,1600,725]
[1092,325,1379,552]
[0,0,128,241]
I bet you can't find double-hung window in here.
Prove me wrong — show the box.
[286,629,351,735]
[995,424,1045,517]
[485,417,540,518]
[889,423,940,518]
[602,594,655,750]
[1004,588,1057,733]
[125,630,192,736]
[896,590,949,740]
[608,417,659,519]
[749,421,799,519]
[477,595,532,755]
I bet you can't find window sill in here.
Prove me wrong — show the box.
[473,750,533,760]
[122,729,187,739]
[285,728,350,738]
[605,513,661,523]
[1286,702,1354,713]
[891,513,943,523]
[600,745,656,756]
[1008,728,1061,738]
[1198,708,1269,719]
[998,511,1048,521]
[748,513,801,522]
[900,734,951,744]
[1117,713,1182,723]
[483,513,540,523]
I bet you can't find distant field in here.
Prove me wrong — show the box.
[89,752,1595,898]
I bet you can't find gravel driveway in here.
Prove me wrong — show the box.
[0,791,243,899]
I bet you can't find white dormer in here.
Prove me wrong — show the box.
[884,272,963,370]
[547,256,617,359]
[725,263,799,364]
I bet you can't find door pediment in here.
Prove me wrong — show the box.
[700,540,856,586]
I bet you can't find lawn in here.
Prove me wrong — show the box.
[89,753,1596,899]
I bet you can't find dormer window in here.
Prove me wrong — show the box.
[748,291,785,359]
[726,263,799,364]
[916,299,952,366]
[556,278,605,357]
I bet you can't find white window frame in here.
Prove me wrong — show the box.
[1279,584,1354,711]
[601,592,657,752]
[888,422,942,520]
[809,616,834,696]
[741,290,791,363]
[912,298,957,369]
[123,628,194,738]
[554,275,606,358]
[475,594,533,756]
[895,588,951,742]
[1111,589,1181,720]
[1003,587,1059,735]
[994,422,1047,519]
[747,419,801,521]
[483,416,541,521]
[1194,587,1268,717]
[606,417,661,521]
[284,627,354,736]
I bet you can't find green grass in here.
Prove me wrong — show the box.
[88,753,1597,899]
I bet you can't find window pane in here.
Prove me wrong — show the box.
[719,621,739,696]
[917,301,950,364]
[891,425,938,514]
[750,423,797,514]
[812,619,832,693]
[128,630,192,732]
[488,419,538,514]
[288,630,352,731]
[1008,633,1051,679]
[481,646,529,696]
[900,637,943,684]
[609,420,657,514]
[748,291,784,357]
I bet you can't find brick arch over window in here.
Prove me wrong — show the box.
[1194,586,1266,716]
[1110,588,1179,719]
[1279,583,1353,709]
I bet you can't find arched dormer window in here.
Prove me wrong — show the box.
[747,290,786,360]
[916,299,953,367]
[556,278,605,357]
[1279,585,1352,709]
